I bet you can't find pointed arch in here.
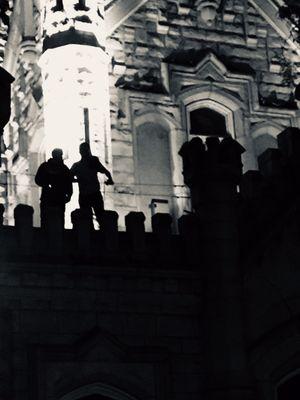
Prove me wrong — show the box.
[60,383,140,400]
[179,84,245,138]
[133,106,182,132]
[132,106,188,230]
[250,120,284,157]
[250,120,285,139]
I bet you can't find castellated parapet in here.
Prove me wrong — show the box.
[1,127,299,270]
[42,0,105,51]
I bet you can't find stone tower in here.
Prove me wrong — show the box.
[39,0,112,168]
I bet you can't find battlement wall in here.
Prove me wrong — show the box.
[0,206,200,267]
[1,126,300,268]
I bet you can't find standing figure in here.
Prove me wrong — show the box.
[35,148,73,227]
[71,142,114,226]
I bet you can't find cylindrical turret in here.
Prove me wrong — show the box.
[179,137,256,400]
[39,0,111,167]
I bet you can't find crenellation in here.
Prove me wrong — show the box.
[257,147,283,178]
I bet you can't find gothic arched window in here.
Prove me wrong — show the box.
[253,133,277,157]
[136,122,172,188]
[135,121,173,226]
[190,107,228,137]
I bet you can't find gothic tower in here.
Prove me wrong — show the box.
[39,0,112,168]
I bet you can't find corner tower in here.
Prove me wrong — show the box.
[39,0,112,169]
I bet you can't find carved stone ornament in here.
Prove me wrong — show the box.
[195,0,221,26]
[20,37,38,63]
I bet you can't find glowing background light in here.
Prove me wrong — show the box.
[39,42,113,225]
[39,44,111,166]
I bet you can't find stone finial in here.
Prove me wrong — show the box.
[152,213,172,234]
[179,136,245,186]
[14,204,34,226]
[179,137,244,214]
[71,208,93,257]
[219,137,245,167]
[195,0,221,26]
[277,127,300,159]
[178,214,200,265]
[42,206,64,257]
[101,210,119,255]
[125,212,146,259]
[151,213,173,260]
[178,137,205,185]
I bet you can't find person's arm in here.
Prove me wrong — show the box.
[70,164,78,183]
[96,158,114,184]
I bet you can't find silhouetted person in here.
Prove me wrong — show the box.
[35,148,73,227]
[71,142,114,226]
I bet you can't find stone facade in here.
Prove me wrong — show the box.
[1,0,300,229]
[1,6,300,396]
[0,260,202,400]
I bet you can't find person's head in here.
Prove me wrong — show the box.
[51,148,63,162]
[79,142,91,158]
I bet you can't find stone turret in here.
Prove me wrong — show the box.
[39,0,112,173]
[179,136,255,400]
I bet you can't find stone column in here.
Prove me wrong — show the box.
[20,0,38,63]
[38,0,113,212]
[179,137,256,400]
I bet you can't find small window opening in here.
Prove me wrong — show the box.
[190,107,228,137]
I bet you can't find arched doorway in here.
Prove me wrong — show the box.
[277,372,300,399]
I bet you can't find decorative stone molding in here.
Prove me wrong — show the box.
[166,51,300,170]
[20,37,38,63]
[195,0,221,27]
[41,0,105,51]
[168,51,300,128]
[60,383,140,400]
